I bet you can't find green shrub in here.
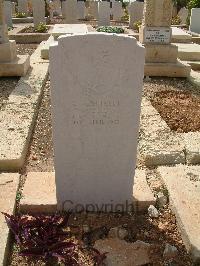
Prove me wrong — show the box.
[133,20,142,32]
[171,15,182,25]
[16,12,26,18]
[34,23,48,33]
[121,8,129,21]
[187,0,200,9]
[96,26,124,34]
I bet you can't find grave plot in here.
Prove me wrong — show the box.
[9,25,52,44]
[0,0,200,265]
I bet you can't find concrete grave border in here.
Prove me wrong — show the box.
[138,70,200,166]
[0,43,49,171]
[9,25,52,44]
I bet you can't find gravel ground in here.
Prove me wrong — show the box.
[24,79,54,173]
[0,44,37,110]
[143,77,200,133]
[9,206,192,266]
[16,44,38,56]
[0,77,18,109]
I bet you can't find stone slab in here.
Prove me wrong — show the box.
[158,165,200,262]
[0,43,49,171]
[139,98,185,166]
[144,44,178,63]
[133,169,156,212]
[171,27,192,43]
[52,24,88,39]
[0,54,30,77]
[144,60,191,77]
[184,132,200,165]
[20,170,155,214]
[174,42,200,61]
[0,173,19,266]
[20,172,57,213]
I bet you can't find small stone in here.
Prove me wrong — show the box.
[157,192,168,208]
[82,224,90,233]
[144,76,151,81]
[94,238,151,265]
[148,205,159,218]
[163,243,178,259]
[108,227,128,240]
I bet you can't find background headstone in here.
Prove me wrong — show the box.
[49,33,144,211]
[4,1,12,27]
[12,1,16,16]
[62,0,77,23]
[98,1,110,26]
[90,0,98,19]
[32,0,46,28]
[17,0,28,16]
[54,0,62,16]
[77,0,85,19]
[190,8,200,34]
[112,1,122,21]
[178,7,188,24]
[129,1,144,29]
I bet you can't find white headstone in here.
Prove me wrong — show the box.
[129,1,144,29]
[17,0,28,16]
[98,1,110,26]
[62,0,77,23]
[4,1,12,27]
[178,7,188,24]
[54,0,62,16]
[32,0,46,28]
[12,2,16,16]
[77,1,85,19]
[90,1,98,19]
[112,1,122,21]
[49,33,145,211]
[190,8,200,34]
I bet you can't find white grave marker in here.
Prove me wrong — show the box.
[62,0,77,23]
[4,1,12,27]
[77,1,85,19]
[17,0,28,16]
[190,8,200,34]
[112,1,122,21]
[49,33,144,211]
[98,1,110,26]
[32,0,46,28]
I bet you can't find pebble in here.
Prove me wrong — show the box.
[157,192,168,208]
[163,243,178,259]
[148,205,159,218]
[108,226,128,240]
[82,224,90,233]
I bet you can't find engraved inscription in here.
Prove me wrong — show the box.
[71,98,120,126]
[144,28,171,43]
